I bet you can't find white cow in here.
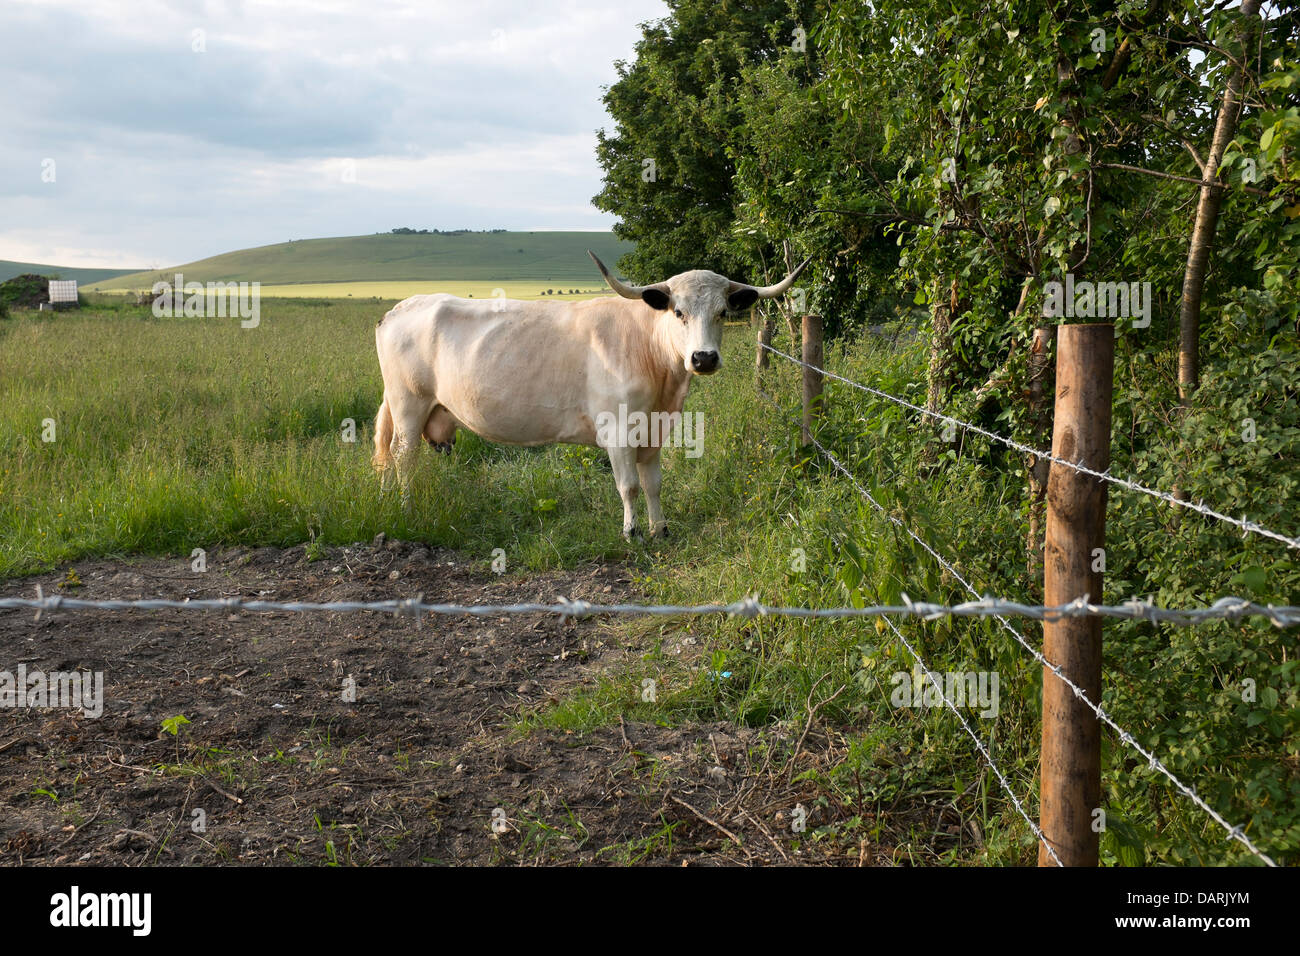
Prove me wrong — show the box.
[372,252,810,539]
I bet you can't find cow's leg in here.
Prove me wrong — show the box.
[392,432,420,511]
[637,448,667,538]
[374,396,397,494]
[606,444,642,540]
[389,396,434,510]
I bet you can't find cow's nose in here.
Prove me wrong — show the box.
[691,350,720,374]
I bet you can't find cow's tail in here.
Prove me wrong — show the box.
[372,394,395,475]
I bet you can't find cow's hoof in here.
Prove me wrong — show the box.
[623,525,642,542]
[650,524,669,540]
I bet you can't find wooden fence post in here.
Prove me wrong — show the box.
[801,314,823,444]
[1039,323,1113,866]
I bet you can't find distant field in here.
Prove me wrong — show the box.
[0,260,140,284]
[87,231,635,292]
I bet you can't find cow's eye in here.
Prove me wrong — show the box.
[674,309,684,320]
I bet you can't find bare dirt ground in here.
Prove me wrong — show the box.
[0,540,872,866]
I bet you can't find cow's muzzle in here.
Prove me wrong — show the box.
[690,350,720,375]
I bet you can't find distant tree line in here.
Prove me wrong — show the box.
[388,228,508,236]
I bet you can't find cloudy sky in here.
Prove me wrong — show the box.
[0,0,669,269]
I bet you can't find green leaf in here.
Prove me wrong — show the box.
[1230,565,1268,594]
[161,714,191,736]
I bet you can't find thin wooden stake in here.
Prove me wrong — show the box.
[801,313,823,444]
[756,313,773,376]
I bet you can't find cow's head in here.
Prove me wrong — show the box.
[589,251,811,376]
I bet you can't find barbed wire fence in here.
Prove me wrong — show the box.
[756,323,1291,867]
[761,342,1300,551]
[757,386,1279,866]
[5,590,1298,627]
[1,321,1293,866]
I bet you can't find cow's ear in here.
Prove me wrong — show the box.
[641,288,671,311]
[727,288,759,313]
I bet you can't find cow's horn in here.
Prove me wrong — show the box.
[588,251,669,301]
[730,255,813,299]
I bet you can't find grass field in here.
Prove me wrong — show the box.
[86,231,634,293]
[1,297,1290,865]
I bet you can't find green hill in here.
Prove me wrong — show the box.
[0,260,141,284]
[89,232,635,292]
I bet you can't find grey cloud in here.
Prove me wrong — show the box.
[0,0,669,266]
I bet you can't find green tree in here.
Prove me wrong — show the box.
[594,0,816,282]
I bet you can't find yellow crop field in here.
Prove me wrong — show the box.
[89,279,611,301]
[250,280,610,301]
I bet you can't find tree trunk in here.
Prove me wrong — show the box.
[1178,0,1261,405]
[1172,0,1261,508]
[922,277,957,465]
[926,278,957,413]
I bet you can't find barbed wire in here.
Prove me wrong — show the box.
[779,410,1279,866]
[2,590,1297,627]
[760,343,1300,552]
[761,385,1061,863]
[877,611,1063,866]
[4,585,1070,862]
